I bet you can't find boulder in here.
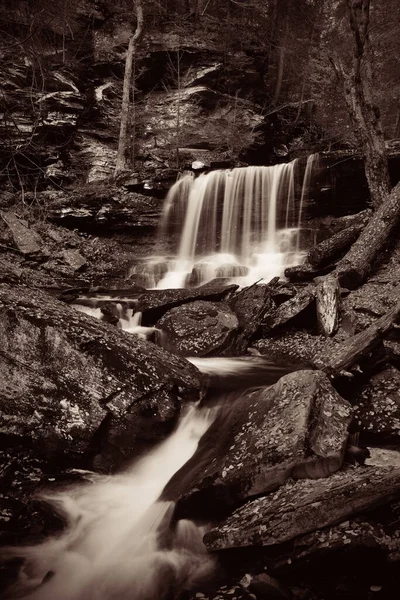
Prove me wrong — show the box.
[1,211,43,255]
[157,300,239,357]
[0,284,202,470]
[165,370,351,517]
[204,465,400,551]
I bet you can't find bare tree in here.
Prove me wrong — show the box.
[114,0,144,177]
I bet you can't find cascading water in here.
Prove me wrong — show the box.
[131,156,319,289]
[2,405,216,600]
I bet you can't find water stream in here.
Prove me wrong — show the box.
[3,405,216,600]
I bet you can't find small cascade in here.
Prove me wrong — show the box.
[2,406,216,600]
[73,298,157,340]
[131,156,319,289]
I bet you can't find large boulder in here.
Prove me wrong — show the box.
[0,284,202,470]
[156,300,240,357]
[164,370,352,517]
[204,465,400,551]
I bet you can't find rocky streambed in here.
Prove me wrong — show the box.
[1,197,400,600]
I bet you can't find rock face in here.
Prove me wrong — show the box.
[46,185,163,233]
[157,300,240,357]
[165,370,352,517]
[204,465,400,551]
[0,284,202,470]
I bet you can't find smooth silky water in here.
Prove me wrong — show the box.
[2,405,216,600]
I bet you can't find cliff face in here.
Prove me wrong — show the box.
[0,2,277,194]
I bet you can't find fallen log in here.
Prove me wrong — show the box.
[327,208,371,235]
[307,224,364,268]
[284,263,335,282]
[321,301,400,378]
[336,181,400,289]
[315,273,340,337]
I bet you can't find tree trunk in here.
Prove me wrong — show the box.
[307,223,366,268]
[114,0,144,177]
[321,301,400,378]
[336,182,400,289]
[284,263,335,283]
[331,0,391,208]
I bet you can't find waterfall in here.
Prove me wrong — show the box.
[2,406,216,600]
[131,156,319,289]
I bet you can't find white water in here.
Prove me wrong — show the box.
[131,157,319,289]
[3,406,216,600]
[73,302,158,340]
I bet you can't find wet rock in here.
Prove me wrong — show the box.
[167,370,351,517]
[353,367,400,443]
[1,211,43,255]
[268,282,297,306]
[215,264,249,280]
[186,262,249,287]
[132,259,169,287]
[136,284,238,326]
[0,284,202,470]
[0,447,64,548]
[204,465,400,551]
[157,300,239,357]
[246,573,291,599]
